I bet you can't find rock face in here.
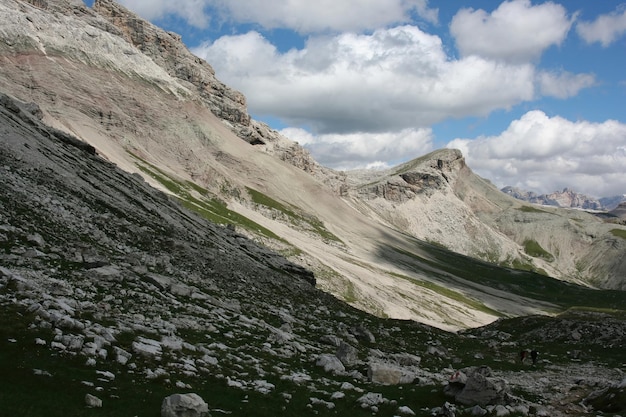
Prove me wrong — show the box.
[92,0,249,129]
[161,393,208,417]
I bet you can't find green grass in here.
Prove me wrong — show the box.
[523,239,554,261]
[246,187,342,243]
[516,205,550,214]
[610,228,626,239]
[127,152,288,242]
[388,271,502,318]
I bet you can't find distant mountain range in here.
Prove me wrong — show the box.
[501,186,626,211]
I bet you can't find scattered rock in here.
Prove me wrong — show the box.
[315,354,345,374]
[85,393,102,408]
[161,393,208,417]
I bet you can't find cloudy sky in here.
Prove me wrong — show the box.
[85,0,626,197]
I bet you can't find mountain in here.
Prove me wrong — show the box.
[1,1,625,416]
[601,195,626,211]
[0,0,624,326]
[502,186,626,211]
[501,186,605,210]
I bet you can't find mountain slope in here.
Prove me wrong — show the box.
[2,83,626,417]
[347,149,626,289]
[0,0,624,336]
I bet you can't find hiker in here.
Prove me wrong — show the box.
[520,350,527,364]
[530,350,538,365]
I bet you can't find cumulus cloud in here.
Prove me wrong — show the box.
[450,0,574,63]
[577,6,626,47]
[118,0,438,31]
[447,111,626,197]
[214,0,439,32]
[118,0,211,28]
[281,127,433,170]
[193,26,539,134]
[537,70,596,99]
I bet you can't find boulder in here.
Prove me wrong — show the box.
[336,341,358,367]
[315,354,345,374]
[161,393,208,417]
[367,361,416,385]
[85,393,102,408]
[446,366,509,406]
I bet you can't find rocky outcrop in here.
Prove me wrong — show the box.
[356,149,465,202]
[92,0,249,128]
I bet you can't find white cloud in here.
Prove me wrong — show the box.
[450,0,574,63]
[447,111,626,197]
[577,6,626,47]
[118,0,438,32]
[215,0,439,32]
[193,26,539,134]
[118,0,211,28]
[537,70,596,99]
[281,127,434,170]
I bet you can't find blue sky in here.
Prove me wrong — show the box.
[84,1,626,197]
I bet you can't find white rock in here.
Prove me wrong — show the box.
[85,393,102,408]
[357,392,385,407]
[132,337,162,357]
[161,393,208,417]
[397,405,416,416]
[330,391,345,400]
[315,354,345,374]
[114,346,132,365]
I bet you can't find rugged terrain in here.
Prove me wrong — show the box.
[1,1,626,416]
[2,85,626,417]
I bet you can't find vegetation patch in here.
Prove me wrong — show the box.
[516,205,550,214]
[128,152,287,242]
[246,187,342,243]
[523,239,554,262]
[609,228,626,239]
[388,241,626,313]
[388,271,502,318]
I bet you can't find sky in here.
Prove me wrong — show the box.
[84,0,626,198]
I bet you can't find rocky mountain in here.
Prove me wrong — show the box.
[0,0,624,326]
[502,186,626,211]
[601,195,626,211]
[1,1,626,416]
